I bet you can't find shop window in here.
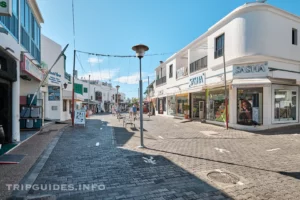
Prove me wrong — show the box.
[207,89,229,122]
[274,89,297,122]
[167,96,176,115]
[175,94,189,117]
[63,100,67,112]
[237,88,263,126]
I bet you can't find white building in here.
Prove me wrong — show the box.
[0,0,44,142]
[152,2,300,130]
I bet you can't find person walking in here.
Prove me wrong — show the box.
[132,104,137,119]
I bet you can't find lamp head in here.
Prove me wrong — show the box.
[116,85,120,90]
[63,83,68,89]
[132,44,149,58]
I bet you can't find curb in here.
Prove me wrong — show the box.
[10,125,69,199]
[5,122,56,155]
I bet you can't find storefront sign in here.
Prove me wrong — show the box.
[0,0,11,16]
[74,110,86,126]
[189,73,205,88]
[49,71,62,84]
[48,86,60,101]
[233,62,268,78]
[21,55,44,81]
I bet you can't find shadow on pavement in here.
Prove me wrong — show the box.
[279,172,300,180]
[250,124,300,135]
[13,118,232,200]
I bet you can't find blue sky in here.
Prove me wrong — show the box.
[37,0,300,98]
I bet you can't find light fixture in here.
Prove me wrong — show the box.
[63,83,68,89]
[132,44,149,148]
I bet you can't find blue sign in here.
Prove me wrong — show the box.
[189,73,205,88]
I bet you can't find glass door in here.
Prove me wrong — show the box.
[199,101,205,119]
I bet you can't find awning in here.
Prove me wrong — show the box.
[231,78,271,87]
[62,90,84,101]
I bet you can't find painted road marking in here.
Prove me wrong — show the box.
[158,136,164,139]
[201,131,219,136]
[143,156,156,165]
[96,142,100,146]
[100,128,103,130]
[266,148,280,152]
[215,147,230,153]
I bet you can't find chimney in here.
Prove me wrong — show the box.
[160,61,163,64]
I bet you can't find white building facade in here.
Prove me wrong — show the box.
[0,0,44,142]
[152,2,300,130]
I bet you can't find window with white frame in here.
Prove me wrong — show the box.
[292,28,298,45]
[273,86,297,122]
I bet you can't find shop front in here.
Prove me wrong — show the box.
[206,88,229,123]
[0,49,17,144]
[191,92,206,120]
[175,93,189,118]
[167,95,176,116]
[157,97,166,114]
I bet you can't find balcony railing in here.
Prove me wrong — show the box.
[176,66,188,79]
[156,76,166,86]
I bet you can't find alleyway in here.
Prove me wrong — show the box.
[7,114,300,200]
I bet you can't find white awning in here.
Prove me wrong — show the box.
[231,78,271,87]
[63,90,85,101]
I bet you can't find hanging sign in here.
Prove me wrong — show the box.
[189,73,205,88]
[233,62,268,78]
[0,0,12,16]
[21,55,44,81]
[74,110,86,126]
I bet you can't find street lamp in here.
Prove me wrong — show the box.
[116,85,120,107]
[132,44,149,148]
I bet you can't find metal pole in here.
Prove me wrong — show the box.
[139,57,144,147]
[223,50,228,130]
[148,76,150,115]
[88,75,90,110]
[72,49,75,126]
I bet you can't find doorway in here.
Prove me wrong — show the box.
[0,78,12,143]
[199,101,205,120]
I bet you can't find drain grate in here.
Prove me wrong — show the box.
[207,171,240,184]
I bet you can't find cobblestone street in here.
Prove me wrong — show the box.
[10,113,300,200]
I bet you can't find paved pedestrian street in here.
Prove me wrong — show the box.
[10,114,300,200]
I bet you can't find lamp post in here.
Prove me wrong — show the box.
[132,44,149,148]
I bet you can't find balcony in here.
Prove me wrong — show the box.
[156,76,166,86]
[176,66,188,79]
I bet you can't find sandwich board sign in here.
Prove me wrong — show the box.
[0,0,12,16]
[74,110,86,126]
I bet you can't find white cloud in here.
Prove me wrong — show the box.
[87,57,103,66]
[80,68,119,81]
[114,72,150,84]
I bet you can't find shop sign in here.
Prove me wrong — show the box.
[0,0,12,16]
[233,62,268,78]
[189,73,205,88]
[49,71,62,84]
[21,55,44,81]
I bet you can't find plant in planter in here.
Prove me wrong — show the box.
[183,105,190,119]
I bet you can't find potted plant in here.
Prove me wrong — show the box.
[183,105,190,119]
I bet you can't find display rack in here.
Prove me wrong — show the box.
[20,95,43,131]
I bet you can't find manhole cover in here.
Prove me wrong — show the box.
[207,171,240,184]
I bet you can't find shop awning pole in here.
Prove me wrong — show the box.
[223,49,228,130]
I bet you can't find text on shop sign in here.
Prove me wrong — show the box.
[233,62,268,78]
[189,74,205,87]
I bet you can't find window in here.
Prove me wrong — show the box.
[274,89,297,122]
[84,87,88,93]
[237,88,263,125]
[91,96,93,100]
[292,28,298,45]
[190,56,207,73]
[63,100,67,112]
[0,0,19,39]
[169,64,173,78]
[215,34,224,59]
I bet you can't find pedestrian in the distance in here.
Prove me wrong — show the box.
[132,104,137,119]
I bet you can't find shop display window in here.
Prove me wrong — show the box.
[207,89,229,122]
[237,88,263,125]
[274,89,297,122]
